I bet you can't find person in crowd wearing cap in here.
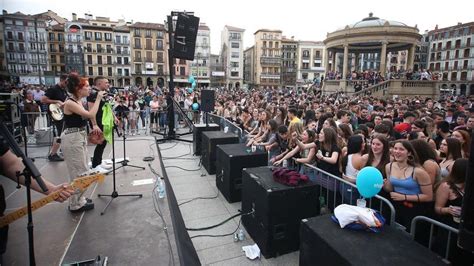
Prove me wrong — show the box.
[394,111,416,139]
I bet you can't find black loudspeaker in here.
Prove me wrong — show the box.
[299,215,446,266]
[241,167,320,258]
[200,90,215,113]
[192,123,220,155]
[201,131,239,175]
[215,144,268,203]
[0,93,21,123]
[173,13,200,60]
[458,134,474,251]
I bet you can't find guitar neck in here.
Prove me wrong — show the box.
[0,189,64,228]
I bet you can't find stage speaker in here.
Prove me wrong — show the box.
[458,134,474,251]
[201,131,239,175]
[242,167,320,258]
[215,144,268,203]
[173,13,200,61]
[200,90,215,113]
[0,93,21,123]
[192,123,220,155]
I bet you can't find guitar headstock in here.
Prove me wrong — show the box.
[71,173,105,191]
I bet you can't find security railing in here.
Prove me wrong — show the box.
[207,113,246,142]
[410,215,459,261]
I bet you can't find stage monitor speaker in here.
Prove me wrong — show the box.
[201,131,239,175]
[458,134,474,251]
[201,90,215,113]
[242,167,320,258]
[0,93,21,123]
[173,13,200,61]
[192,123,220,156]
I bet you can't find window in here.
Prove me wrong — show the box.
[157,65,163,75]
[107,67,112,76]
[115,36,121,44]
[98,67,103,75]
[117,68,123,76]
[135,51,141,61]
[231,62,239,67]
[157,52,163,63]
[105,33,112,41]
[230,42,240,49]
[19,43,25,51]
[231,71,239,77]
[302,63,309,69]
[106,45,112,53]
[97,55,102,64]
[315,50,321,59]
[134,29,141,37]
[30,42,36,50]
[94,32,102,40]
[58,33,64,42]
[86,43,92,52]
[124,69,129,76]
[97,44,102,53]
[146,51,152,62]
[313,62,321,67]
[107,56,112,64]
[7,32,13,39]
[134,38,141,49]
[156,31,164,39]
[117,57,122,64]
[146,38,152,50]
[145,30,152,37]
[88,67,93,75]
[302,50,310,58]
[231,52,239,58]
[124,57,129,64]
[135,64,141,73]
[85,31,92,40]
[18,32,24,41]
[156,40,163,49]
[87,55,92,64]
[180,66,185,76]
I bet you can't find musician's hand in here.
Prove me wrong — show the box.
[57,101,65,107]
[114,116,119,125]
[48,183,73,202]
[97,91,107,99]
[92,125,102,134]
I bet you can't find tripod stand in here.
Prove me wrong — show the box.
[114,121,145,172]
[98,125,143,215]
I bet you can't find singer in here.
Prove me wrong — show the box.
[87,76,114,173]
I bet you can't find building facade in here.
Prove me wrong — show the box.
[2,11,49,84]
[254,29,282,89]
[48,23,66,75]
[297,41,325,85]
[130,22,167,88]
[0,17,7,79]
[210,54,225,87]
[65,22,85,76]
[414,33,429,72]
[281,37,297,88]
[221,25,244,89]
[113,26,131,87]
[427,22,474,95]
[190,23,211,88]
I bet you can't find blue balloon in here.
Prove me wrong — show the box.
[356,166,383,198]
[188,75,195,83]
[192,81,197,89]
[192,103,199,110]
[187,88,193,93]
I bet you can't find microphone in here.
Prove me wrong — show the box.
[92,88,115,98]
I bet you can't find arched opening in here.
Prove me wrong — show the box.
[125,78,130,86]
[146,77,153,87]
[118,78,123,87]
[135,77,142,86]
[88,78,93,86]
[460,84,467,96]
[470,84,474,95]
[451,84,457,95]
[157,77,165,88]
[235,82,240,89]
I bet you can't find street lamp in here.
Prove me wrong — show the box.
[34,17,42,86]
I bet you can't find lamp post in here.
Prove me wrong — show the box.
[34,17,42,86]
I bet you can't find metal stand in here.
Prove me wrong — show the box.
[0,118,48,266]
[114,123,145,172]
[98,126,142,215]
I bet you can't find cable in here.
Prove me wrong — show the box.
[186,210,254,231]
[164,165,202,171]
[162,145,192,160]
[178,191,219,206]
[190,218,242,239]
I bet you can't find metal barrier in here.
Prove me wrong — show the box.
[410,215,459,260]
[207,113,246,142]
[304,163,396,225]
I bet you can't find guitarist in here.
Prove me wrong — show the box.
[0,134,73,264]
[41,74,68,162]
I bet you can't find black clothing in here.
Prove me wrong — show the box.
[86,89,106,126]
[317,144,341,177]
[64,99,87,129]
[0,135,9,257]
[45,84,67,102]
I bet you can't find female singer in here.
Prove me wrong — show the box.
[61,73,106,212]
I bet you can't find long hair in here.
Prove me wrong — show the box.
[394,140,420,167]
[341,135,364,174]
[66,73,88,95]
[445,158,468,185]
[367,135,390,178]
[410,139,437,164]
[445,138,462,160]
[321,127,338,151]
[454,130,471,157]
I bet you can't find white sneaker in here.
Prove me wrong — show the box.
[92,165,110,174]
[100,163,113,170]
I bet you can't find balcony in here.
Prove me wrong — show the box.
[260,57,281,66]
[134,45,142,49]
[114,40,130,45]
[229,36,241,41]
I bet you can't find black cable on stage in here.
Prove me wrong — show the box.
[164,165,202,171]
[178,191,219,206]
[190,218,243,239]
[185,210,254,231]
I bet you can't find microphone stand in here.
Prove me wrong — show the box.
[0,117,48,266]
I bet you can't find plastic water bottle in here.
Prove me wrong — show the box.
[158,178,166,199]
[238,229,245,241]
[282,159,288,168]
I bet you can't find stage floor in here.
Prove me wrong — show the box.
[2,130,299,265]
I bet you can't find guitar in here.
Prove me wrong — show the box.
[49,103,64,121]
[0,173,105,228]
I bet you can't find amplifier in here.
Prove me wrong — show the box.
[216,143,268,203]
[242,167,319,258]
[201,131,239,175]
[0,93,21,123]
[192,123,220,155]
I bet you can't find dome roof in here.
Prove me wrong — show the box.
[337,13,408,30]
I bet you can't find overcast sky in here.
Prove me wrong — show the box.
[3,0,474,54]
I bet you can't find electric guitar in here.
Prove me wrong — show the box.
[0,173,105,228]
[49,103,64,121]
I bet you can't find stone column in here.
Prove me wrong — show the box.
[407,44,416,71]
[354,52,360,72]
[342,44,349,80]
[379,41,387,75]
[331,51,336,71]
[324,48,330,75]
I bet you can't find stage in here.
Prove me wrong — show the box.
[1,130,299,265]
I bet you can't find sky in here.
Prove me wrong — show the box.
[3,0,474,54]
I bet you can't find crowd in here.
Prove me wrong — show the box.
[2,76,474,264]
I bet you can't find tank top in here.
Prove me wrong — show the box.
[64,98,87,129]
[389,163,421,195]
[345,154,359,179]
